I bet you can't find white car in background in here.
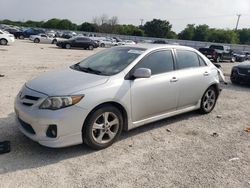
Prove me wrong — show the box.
[0,29,15,45]
[99,39,118,47]
[118,40,136,45]
[29,34,58,44]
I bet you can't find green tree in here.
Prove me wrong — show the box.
[193,24,210,41]
[143,19,175,38]
[42,18,61,29]
[208,29,239,44]
[79,22,98,32]
[237,28,250,44]
[117,25,144,36]
[178,24,195,40]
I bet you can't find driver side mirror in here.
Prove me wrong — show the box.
[133,68,151,79]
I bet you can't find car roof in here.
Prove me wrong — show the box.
[124,43,195,51]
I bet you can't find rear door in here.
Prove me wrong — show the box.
[130,49,179,122]
[174,49,211,109]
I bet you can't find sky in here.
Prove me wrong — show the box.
[1,0,250,33]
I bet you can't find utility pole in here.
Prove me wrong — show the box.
[235,14,241,31]
[140,19,144,26]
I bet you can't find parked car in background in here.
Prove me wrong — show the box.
[3,28,22,39]
[99,38,118,47]
[16,28,45,39]
[29,34,58,44]
[243,51,250,60]
[118,40,136,45]
[14,44,223,149]
[230,62,250,85]
[199,48,218,62]
[233,51,247,62]
[113,37,123,42]
[153,40,168,44]
[56,37,98,50]
[0,29,15,45]
[61,31,77,39]
[199,45,235,63]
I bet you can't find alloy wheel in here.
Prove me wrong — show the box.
[91,112,119,144]
[202,89,216,112]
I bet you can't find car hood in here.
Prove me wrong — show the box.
[235,62,250,69]
[26,68,109,96]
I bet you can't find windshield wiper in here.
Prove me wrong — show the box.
[73,64,106,75]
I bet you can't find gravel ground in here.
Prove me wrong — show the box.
[0,40,250,188]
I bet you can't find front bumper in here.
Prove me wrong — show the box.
[14,86,88,148]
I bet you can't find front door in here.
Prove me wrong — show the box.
[130,50,178,122]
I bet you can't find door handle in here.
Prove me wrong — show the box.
[170,77,178,82]
[203,71,210,76]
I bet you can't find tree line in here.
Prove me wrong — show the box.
[1,16,250,45]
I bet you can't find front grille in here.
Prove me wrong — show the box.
[24,95,40,101]
[18,118,36,135]
[20,94,40,107]
[238,68,250,75]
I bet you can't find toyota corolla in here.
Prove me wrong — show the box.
[14,45,222,149]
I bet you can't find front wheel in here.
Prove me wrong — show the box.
[199,86,218,114]
[230,70,239,84]
[34,38,40,43]
[65,43,71,49]
[83,105,123,150]
[88,45,94,50]
[0,39,7,45]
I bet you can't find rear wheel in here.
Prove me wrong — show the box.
[83,105,123,150]
[215,56,221,63]
[65,43,71,49]
[199,86,218,114]
[0,39,7,45]
[100,43,105,47]
[52,39,57,44]
[230,56,236,63]
[34,38,40,43]
[89,45,94,50]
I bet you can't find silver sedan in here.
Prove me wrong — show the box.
[14,44,222,149]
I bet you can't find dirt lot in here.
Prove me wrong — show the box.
[0,40,250,188]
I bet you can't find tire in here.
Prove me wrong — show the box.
[88,45,94,50]
[65,43,71,49]
[0,39,8,45]
[52,39,57,44]
[83,105,123,150]
[100,43,105,48]
[230,56,236,63]
[230,70,239,85]
[215,56,221,63]
[34,38,40,43]
[199,86,218,114]
[19,35,24,39]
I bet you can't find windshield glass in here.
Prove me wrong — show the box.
[73,47,146,76]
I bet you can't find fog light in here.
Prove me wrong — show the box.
[46,125,57,138]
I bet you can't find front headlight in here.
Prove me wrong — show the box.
[39,95,84,110]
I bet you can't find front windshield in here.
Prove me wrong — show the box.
[74,47,146,76]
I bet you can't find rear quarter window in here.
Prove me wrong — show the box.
[176,50,200,69]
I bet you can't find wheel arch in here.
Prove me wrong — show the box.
[0,38,8,43]
[207,83,220,98]
[82,101,129,132]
